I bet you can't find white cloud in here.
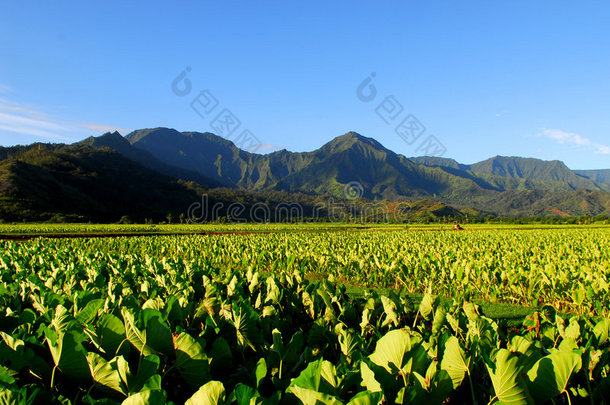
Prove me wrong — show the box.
[538,129,591,146]
[257,143,285,152]
[535,128,610,155]
[0,97,131,144]
[79,123,133,135]
[596,145,610,155]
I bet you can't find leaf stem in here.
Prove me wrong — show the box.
[50,365,57,389]
[467,370,476,405]
[114,338,129,356]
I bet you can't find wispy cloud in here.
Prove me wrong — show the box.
[535,128,610,155]
[597,145,610,155]
[538,129,591,146]
[0,83,11,95]
[0,97,132,144]
[79,123,133,134]
[257,143,285,152]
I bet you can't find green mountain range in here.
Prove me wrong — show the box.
[123,128,610,215]
[1,127,609,221]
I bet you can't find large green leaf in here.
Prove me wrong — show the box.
[185,380,226,405]
[288,386,342,405]
[230,383,262,405]
[360,361,382,393]
[431,306,447,334]
[563,318,581,341]
[440,336,469,389]
[51,305,76,333]
[46,329,90,381]
[122,309,172,357]
[122,310,154,356]
[117,355,160,394]
[288,359,323,392]
[369,329,414,374]
[319,360,341,394]
[121,387,165,405]
[140,309,173,355]
[210,337,233,372]
[381,296,399,327]
[97,313,127,356]
[0,365,15,388]
[229,306,260,351]
[367,328,427,398]
[86,352,127,396]
[269,328,303,379]
[335,325,360,362]
[76,299,104,324]
[486,349,532,404]
[173,332,210,387]
[288,359,342,401]
[404,369,453,405]
[526,350,582,403]
[593,318,609,345]
[270,329,303,364]
[347,391,383,405]
[254,358,267,389]
[418,294,435,321]
[0,332,49,378]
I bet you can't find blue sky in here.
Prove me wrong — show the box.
[1,1,609,169]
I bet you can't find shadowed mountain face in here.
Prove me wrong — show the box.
[576,169,610,184]
[0,143,204,222]
[78,131,221,187]
[1,127,609,220]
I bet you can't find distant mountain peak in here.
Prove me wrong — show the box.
[98,131,124,142]
[125,127,186,144]
[322,131,387,153]
[79,131,129,149]
[339,131,364,138]
[338,131,380,143]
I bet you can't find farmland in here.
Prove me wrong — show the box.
[0,225,609,403]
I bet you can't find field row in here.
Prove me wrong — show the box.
[2,228,606,315]
[0,222,602,235]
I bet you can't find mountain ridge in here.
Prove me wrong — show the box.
[1,127,609,220]
[119,127,610,216]
[124,127,609,194]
